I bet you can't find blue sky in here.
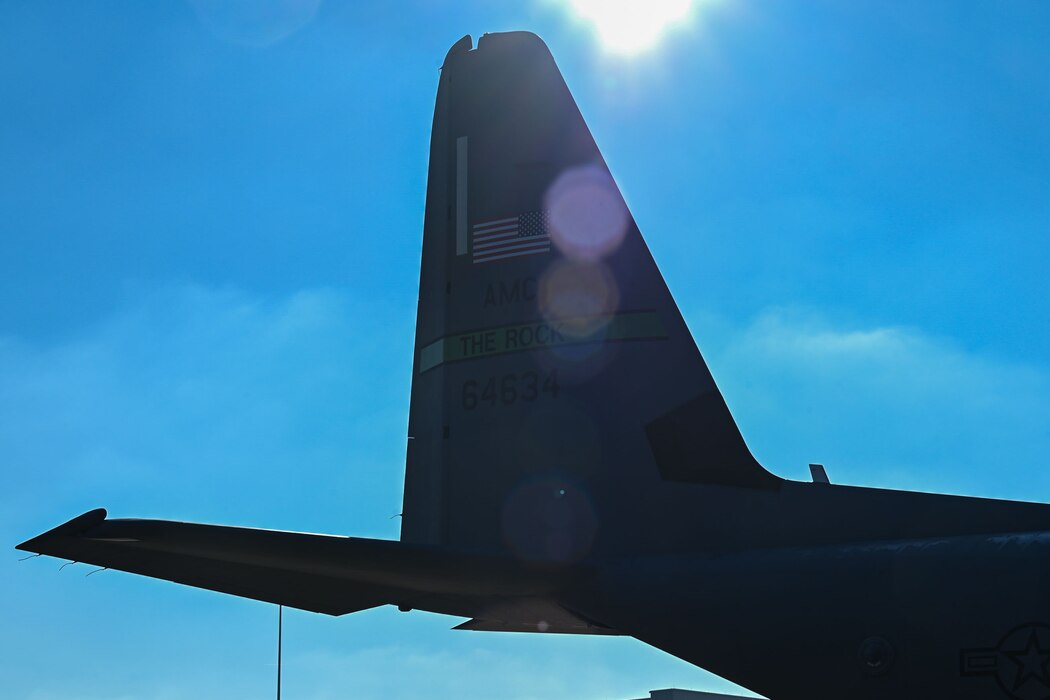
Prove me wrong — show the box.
[3,1,1049,698]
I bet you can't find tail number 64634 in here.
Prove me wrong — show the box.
[461,370,559,410]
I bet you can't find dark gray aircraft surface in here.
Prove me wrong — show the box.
[18,32,1050,700]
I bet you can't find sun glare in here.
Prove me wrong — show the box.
[568,0,697,55]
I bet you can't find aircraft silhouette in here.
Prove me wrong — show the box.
[18,32,1050,700]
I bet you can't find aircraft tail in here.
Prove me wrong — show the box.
[401,32,779,562]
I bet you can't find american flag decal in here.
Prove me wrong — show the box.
[472,211,551,264]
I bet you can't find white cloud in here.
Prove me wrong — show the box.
[0,284,414,533]
[2,284,421,700]
[279,609,757,700]
[704,307,1050,498]
[292,644,617,700]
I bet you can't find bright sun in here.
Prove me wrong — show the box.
[568,0,697,55]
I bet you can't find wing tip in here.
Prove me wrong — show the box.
[16,508,108,553]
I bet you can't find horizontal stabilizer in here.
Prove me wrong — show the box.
[17,510,569,617]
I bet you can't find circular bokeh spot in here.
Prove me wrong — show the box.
[545,165,629,261]
[539,259,619,338]
[501,478,598,564]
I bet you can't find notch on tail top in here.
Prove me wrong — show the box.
[401,31,779,559]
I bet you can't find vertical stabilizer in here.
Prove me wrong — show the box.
[401,32,779,561]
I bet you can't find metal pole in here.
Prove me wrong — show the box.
[277,605,283,700]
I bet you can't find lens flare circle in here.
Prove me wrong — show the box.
[539,260,620,338]
[500,478,598,564]
[545,165,629,261]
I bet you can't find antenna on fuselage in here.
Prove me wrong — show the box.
[809,463,831,484]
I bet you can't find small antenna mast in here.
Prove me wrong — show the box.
[277,604,283,700]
